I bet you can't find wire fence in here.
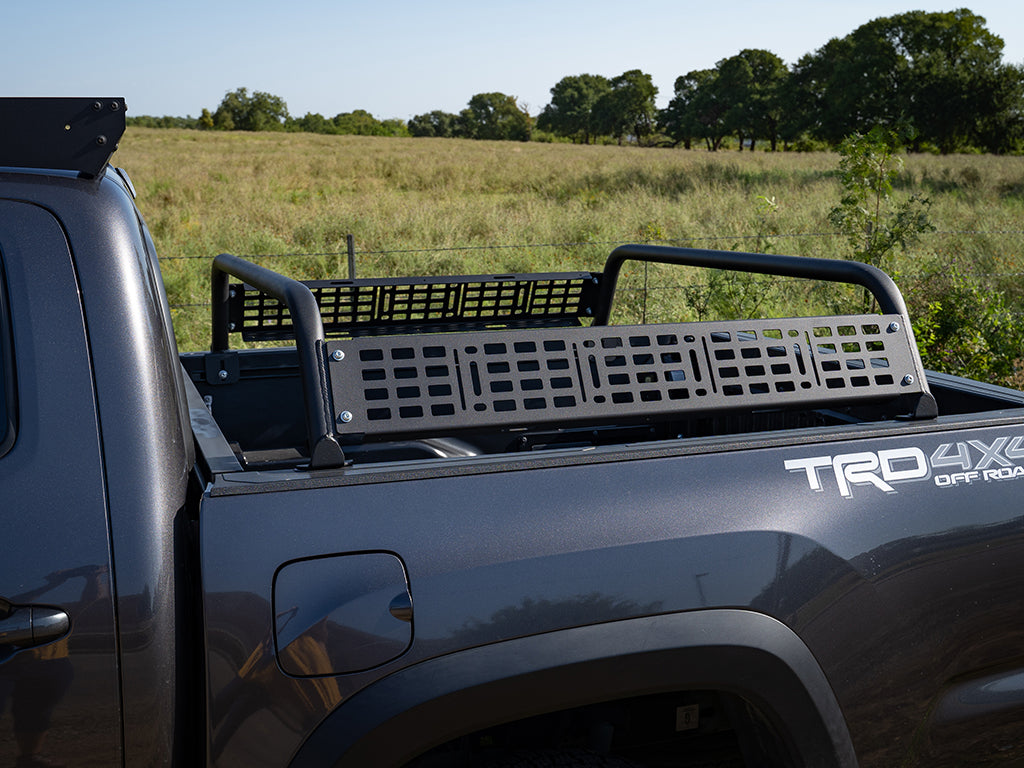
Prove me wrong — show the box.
[160,231,837,264]
[164,228,1024,311]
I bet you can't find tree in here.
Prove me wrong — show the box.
[828,127,933,309]
[714,55,756,149]
[458,93,532,141]
[537,74,611,143]
[294,112,332,134]
[593,70,658,145]
[658,74,696,149]
[789,10,1018,151]
[792,32,901,145]
[125,115,199,129]
[287,110,407,137]
[408,110,459,138]
[212,88,289,131]
[332,110,390,136]
[973,63,1024,153]
[727,49,788,151]
[889,9,1009,152]
[786,41,846,145]
[661,52,786,152]
[660,69,726,150]
[212,94,237,130]
[776,55,819,148]
[378,118,409,138]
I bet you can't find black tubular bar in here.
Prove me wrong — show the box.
[211,254,345,468]
[594,245,909,325]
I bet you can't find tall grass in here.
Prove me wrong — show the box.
[114,128,1024,360]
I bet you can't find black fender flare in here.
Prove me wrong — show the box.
[289,609,858,767]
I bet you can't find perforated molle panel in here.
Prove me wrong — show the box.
[229,272,602,341]
[326,313,933,440]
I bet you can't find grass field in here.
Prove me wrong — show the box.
[114,128,1024,382]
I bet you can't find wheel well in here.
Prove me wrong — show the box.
[405,688,793,767]
[290,610,856,768]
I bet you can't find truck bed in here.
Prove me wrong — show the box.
[180,246,1024,475]
[181,348,1024,472]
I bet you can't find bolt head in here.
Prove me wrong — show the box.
[888,322,900,332]
[218,369,229,380]
[339,410,353,423]
[902,374,915,385]
[331,349,345,362]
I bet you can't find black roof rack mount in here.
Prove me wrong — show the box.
[0,97,126,179]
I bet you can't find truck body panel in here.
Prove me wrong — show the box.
[197,417,1024,766]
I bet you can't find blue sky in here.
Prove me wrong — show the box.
[3,1,1023,121]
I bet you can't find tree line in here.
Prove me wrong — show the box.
[127,9,1024,153]
[542,9,1022,153]
[128,89,408,137]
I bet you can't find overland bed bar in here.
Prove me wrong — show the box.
[196,245,938,470]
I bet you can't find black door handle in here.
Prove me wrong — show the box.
[0,598,70,651]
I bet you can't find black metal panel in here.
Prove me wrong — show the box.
[0,98,126,178]
[327,314,933,440]
[228,272,603,340]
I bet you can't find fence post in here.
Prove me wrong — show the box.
[347,234,356,280]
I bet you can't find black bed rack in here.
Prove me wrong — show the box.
[210,245,938,470]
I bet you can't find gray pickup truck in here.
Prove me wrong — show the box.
[3,97,1024,768]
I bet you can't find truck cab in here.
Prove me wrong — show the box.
[0,99,194,767]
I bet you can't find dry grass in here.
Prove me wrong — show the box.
[113,128,1024,352]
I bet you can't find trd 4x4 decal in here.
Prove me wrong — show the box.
[784,435,1024,498]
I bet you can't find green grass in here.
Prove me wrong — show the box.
[115,128,1024,371]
